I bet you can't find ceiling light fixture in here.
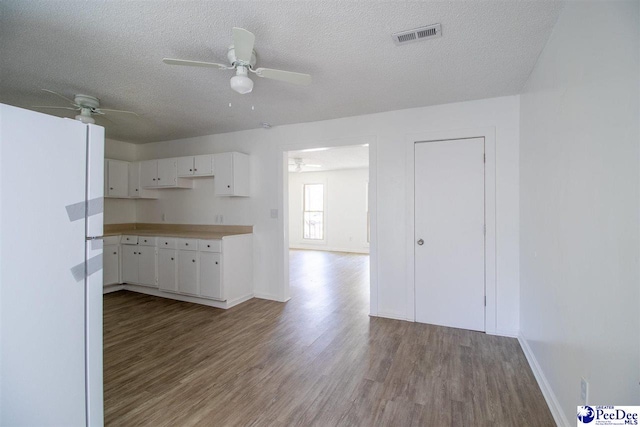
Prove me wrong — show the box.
[230,66,253,94]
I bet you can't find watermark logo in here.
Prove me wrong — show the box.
[577,406,640,426]
[577,406,595,424]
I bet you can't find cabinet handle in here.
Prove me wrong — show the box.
[189,169,192,171]
[134,252,137,255]
[227,185,231,188]
[110,187,114,190]
[136,189,139,192]
[165,242,168,245]
[185,243,189,246]
[113,252,117,255]
[158,178,161,181]
[194,168,197,171]
[207,245,210,248]
[215,261,218,265]
[153,178,156,181]
[192,259,195,263]
[171,257,174,261]
[139,251,142,255]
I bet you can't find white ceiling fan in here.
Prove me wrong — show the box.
[289,157,322,173]
[163,27,312,95]
[33,89,139,124]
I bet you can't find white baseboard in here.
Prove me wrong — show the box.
[374,311,410,322]
[226,293,254,308]
[289,245,370,254]
[103,284,124,294]
[253,291,289,302]
[518,334,569,427]
[491,329,519,338]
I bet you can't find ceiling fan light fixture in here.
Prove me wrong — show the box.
[75,108,95,124]
[230,66,253,94]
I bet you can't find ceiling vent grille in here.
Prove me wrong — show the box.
[392,24,442,46]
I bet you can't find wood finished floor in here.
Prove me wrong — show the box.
[104,250,554,426]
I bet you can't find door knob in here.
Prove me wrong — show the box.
[417,239,424,245]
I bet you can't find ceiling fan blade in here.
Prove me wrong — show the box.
[163,58,229,70]
[41,89,76,105]
[254,68,312,86]
[32,105,78,111]
[232,27,255,64]
[98,108,139,116]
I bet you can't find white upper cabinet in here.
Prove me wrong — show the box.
[141,158,192,189]
[140,160,157,188]
[194,155,214,176]
[214,152,249,197]
[177,157,194,177]
[177,155,214,177]
[105,159,129,198]
[128,162,157,199]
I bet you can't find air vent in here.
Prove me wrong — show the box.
[392,24,442,46]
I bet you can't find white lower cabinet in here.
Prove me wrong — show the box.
[103,245,120,286]
[121,245,139,284]
[199,252,222,300]
[121,240,157,287]
[178,249,199,295]
[103,233,252,308]
[157,249,177,293]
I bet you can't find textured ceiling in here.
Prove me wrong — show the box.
[0,1,563,143]
[289,145,369,173]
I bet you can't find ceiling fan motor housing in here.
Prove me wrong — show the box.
[227,47,257,68]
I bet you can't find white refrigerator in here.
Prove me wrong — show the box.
[0,103,104,426]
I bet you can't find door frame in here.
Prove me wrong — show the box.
[405,127,497,334]
[277,135,378,315]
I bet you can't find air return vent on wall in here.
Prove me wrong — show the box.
[392,24,442,46]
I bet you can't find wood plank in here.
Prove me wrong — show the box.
[104,249,554,426]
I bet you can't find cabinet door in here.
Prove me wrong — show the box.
[158,249,178,292]
[199,252,222,300]
[214,152,234,195]
[103,245,120,286]
[128,162,140,198]
[157,158,178,187]
[107,160,129,198]
[137,246,156,287]
[121,245,139,284]
[141,160,158,188]
[178,250,199,295]
[194,155,213,176]
[177,157,194,177]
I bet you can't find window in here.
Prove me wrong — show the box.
[303,183,324,240]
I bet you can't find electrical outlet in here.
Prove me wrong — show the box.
[580,377,589,405]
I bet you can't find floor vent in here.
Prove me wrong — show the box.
[392,24,442,46]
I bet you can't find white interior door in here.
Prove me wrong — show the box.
[414,137,485,331]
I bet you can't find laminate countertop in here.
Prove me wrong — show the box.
[102,223,253,240]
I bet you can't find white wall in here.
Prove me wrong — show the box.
[289,168,369,254]
[136,95,520,334]
[104,138,136,224]
[519,1,639,425]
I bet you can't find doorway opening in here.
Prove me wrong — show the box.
[285,144,370,309]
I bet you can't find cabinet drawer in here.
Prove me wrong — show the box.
[121,235,138,245]
[103,236,120,245]
[178,238,198,251]
[138,236,156,246]
[157,237,177,249]
[199,240,222,252]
